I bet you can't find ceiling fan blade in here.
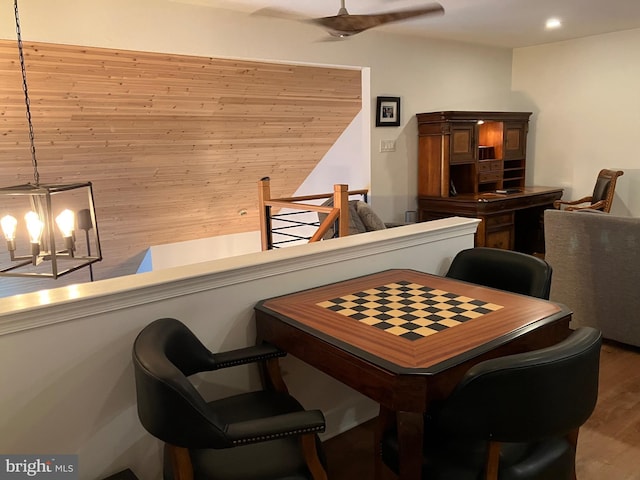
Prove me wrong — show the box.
[251,7,308,22]
[371,4,445,25]
[310,3,444,37]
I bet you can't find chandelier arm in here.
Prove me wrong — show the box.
[14,0,39,186]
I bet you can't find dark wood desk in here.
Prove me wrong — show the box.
[418,186,563,253]
[254,269,572,480]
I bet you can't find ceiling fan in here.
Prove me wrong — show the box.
[256,1,445,39]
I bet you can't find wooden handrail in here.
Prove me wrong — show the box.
[262,201,335,213]
[273,189,369,203]
[258,178,367,251]
[310,207,341,243]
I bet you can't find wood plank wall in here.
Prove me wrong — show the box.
[0,40,362,296]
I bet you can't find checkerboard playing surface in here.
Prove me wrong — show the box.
[316,280,504,340]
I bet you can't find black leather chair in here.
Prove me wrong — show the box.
[132,318,328,480]
[381,327,602,480]
[445,247,553,299]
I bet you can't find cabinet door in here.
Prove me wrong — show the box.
[503,122,527,160]
[449,124,476,164]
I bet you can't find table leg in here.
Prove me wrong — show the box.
[374,406,396,480]
[397,411,424,480]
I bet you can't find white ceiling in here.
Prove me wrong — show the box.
[172,0,640,48]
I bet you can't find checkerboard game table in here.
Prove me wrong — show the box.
[254,269,572,480]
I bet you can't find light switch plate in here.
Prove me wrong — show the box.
[380,140,396,152]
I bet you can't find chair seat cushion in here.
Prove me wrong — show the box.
[499,438,574,480]
[188,437,316,480]
[165,390,325,480]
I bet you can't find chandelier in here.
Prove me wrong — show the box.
[0,0,102,279]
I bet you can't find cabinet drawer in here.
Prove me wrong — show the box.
[479,172,502,183]
[477,213,514,250]
[478,160,503,173]
[486,228,513,250]
[485,212,514,228]
[478,160,492,173]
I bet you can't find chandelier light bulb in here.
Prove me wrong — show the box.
[25,211,44,244]
[1,215,17,241]
[56,209,75,237]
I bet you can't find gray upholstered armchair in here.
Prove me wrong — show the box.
[544,209,640,347]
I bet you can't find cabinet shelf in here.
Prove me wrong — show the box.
[504,171,524,180]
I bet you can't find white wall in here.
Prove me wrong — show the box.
[141,231,262,271]
[295,71,371,197]
[0,0,516,224]
[0,218,479,480]
[512,28,640,216]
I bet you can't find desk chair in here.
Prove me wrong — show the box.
[132,318,328,480]
[445,247,553,299]
[553,169,624,213]
[381,327,602,480]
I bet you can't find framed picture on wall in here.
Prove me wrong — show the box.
[376,96,401,127]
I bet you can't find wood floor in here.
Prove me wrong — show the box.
[323,339,640,480]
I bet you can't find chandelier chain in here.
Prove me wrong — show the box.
[14,0,39,186]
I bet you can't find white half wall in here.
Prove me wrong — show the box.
[140,230,262,272]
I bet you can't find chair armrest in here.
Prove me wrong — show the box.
[226,410,326,446]
[565,200,605,211]
[212,343,286,370]
[554,196,593,209]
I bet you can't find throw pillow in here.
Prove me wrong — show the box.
[317,198,367,239]
[355,201,386,231]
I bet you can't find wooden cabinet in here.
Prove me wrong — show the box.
[416,111,562,253]
[417,111,531,197]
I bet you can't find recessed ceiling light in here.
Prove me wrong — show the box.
[546,18,562,29]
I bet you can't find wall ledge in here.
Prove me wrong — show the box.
[0,217,479,336]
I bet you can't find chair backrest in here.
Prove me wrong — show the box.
[544,208,640,347]
[591,169,624,212]
[132,318,230,449]
[445,247,553,299]
[434,327,602,443]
